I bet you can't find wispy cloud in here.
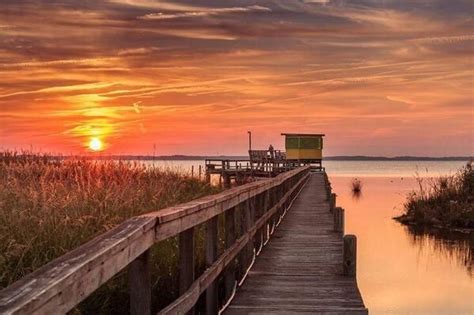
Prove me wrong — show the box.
[138,5,271,20]
[0,0,472,155]
[410,34,474,45]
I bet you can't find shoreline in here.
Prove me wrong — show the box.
[393,215,474,235]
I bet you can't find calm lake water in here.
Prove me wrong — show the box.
[331,177,472,315]
[145,160,467,178]
[147,160,472,314]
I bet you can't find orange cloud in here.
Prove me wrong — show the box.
[0,0,472,156]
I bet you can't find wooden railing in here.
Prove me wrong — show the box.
[0,166,311,315]
[204,159,251,171]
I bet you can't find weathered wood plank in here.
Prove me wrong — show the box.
[205,216,218,315]
[158,172,310,314]
[225,173,367,314]
[129,250,151,315]
[0,216,157,315]
[224,207,236,302]
[343,235,357,277]
[334,206,345,233]
[179,228,195,294]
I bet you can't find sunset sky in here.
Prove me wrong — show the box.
[0,0,472,156]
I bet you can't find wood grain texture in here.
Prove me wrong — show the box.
[224,207,236,302]
[343,235,357,277]
[225,173,367,314]
[205,217,218,314]
[179,228,195,295]
[0,216,157,315]
[129,250,151,315]
[158,171,310,314]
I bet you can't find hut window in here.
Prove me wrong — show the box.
[286,137,299,149]
[300,137,321,149]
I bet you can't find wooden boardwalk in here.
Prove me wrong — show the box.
[0,167,367,314]
[225,173,368,314]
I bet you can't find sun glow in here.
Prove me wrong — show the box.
[88,137,103,151]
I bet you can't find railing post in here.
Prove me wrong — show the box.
[248,196,255,248]
[179,227,195,314]
[277,184,283,219]
[205,165,211,184]
[129,250,151,315]
[333,207,344,234]
[263,190,270,241]
[269,187,276,233]
[343,235,357,277]
[206,217,218,314]
[224,207,236,302]
[254,193,263,253]
[286,180,290,207]
[238,198,253,283]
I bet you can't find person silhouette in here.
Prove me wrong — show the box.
[268,144,274,159]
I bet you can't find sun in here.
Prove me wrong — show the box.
[88,137,103,151]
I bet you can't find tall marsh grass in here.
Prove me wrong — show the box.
[395,163,474,230]
[0,152,219,312]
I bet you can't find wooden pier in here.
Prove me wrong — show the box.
[205,149,324,187]
[225,172,367,314]
[0,167,366,314]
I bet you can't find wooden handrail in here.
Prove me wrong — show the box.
[159,168,309,314]
[0,166,311,315]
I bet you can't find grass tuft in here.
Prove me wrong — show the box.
[351,178,363,198]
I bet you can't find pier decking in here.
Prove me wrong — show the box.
[225,173,367,314]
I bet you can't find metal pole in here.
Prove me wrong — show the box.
[247,131,252,151]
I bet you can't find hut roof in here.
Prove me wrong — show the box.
[281,133,325,137]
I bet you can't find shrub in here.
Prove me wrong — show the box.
[396,163,474,229]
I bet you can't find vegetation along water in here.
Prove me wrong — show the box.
[0,152,220,313]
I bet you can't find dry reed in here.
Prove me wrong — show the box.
[395,163,473,230]
[0,152,219,312]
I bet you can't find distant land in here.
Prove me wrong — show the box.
[65,155,472,161]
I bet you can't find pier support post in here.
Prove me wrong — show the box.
[205,166,211,184]
[324,172,331,199]
[333,207,344,234]
[205,217,218,314]
[129,250,151,315]
[223,174,231,189]
[179,227,195,314]
[343,235,357,277]
[329,193,336,212]
[236,173,244,185]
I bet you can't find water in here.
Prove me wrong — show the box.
[331,177,472,314]
[325,160,467,178]
[145,159,472,314]
[143,159,468,178]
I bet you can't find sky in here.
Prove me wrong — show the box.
[0,0,473,156]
